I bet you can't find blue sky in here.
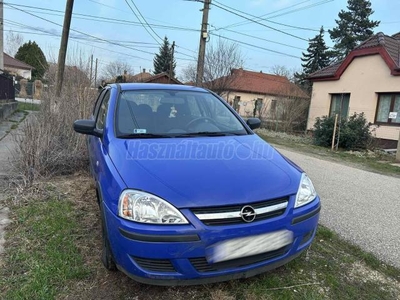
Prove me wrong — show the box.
[3,0,399,80]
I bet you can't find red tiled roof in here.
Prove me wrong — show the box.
[225,69,309,98]
[3,53,34,70]
[308,32,400,80]
[125,72,152,82]
[142,72,183,84]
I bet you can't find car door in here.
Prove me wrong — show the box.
[89,89,111,182]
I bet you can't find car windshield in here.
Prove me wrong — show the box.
[115,89,248,138]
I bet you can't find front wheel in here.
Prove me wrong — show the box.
[101,207,117,271]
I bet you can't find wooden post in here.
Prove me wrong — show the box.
[56,0,75,97]
[396,131,400,162]
[331,114,338,151]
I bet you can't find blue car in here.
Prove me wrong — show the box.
[73,83,320,286]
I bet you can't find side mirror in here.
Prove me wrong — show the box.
[246,118,261,130]
[73,119,101,136]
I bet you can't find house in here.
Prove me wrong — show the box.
[216,69,309,130]
[123,70,182,84]
[3,52,34,79]
[307,32,400,148]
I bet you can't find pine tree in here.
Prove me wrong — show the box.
[294,27,330,93]
[329,0,380,59]
[153,37,176,77]
[15,41,48,80]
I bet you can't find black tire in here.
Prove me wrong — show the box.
[100,205,117,271]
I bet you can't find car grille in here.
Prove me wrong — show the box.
[133,257,176,273]
[191,197,289,226]
[189,245,289,273]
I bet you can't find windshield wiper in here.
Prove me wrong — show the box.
[118,133,172,139]
[175,131,245,137]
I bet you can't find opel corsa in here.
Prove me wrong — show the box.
[73,83,321,285]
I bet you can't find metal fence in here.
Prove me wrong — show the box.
[0,73,15,101]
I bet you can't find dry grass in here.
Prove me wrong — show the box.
[13,62,97,183]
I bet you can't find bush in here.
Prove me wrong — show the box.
[313,113,372,150]
[14,62,96,182]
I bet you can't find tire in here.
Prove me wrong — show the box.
[100,204,117,271]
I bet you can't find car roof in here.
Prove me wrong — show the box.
[112,83,208,93]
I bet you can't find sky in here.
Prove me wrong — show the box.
[3,0,399,81]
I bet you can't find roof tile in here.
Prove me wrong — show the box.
[3,53,34,70]
[225,69,309,98]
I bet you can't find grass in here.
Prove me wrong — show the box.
[17,101,41,112]
[257,131,400,177]
[0,181,90,299]
[0,175,399,300]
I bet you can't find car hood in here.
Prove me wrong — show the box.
[108,135,301,208]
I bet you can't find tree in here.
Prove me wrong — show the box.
[294,27,331,93]
[103,60,133,80]
[269,65,299,82]
[15,41,48,79]
[153,36,176,77]
[329,0,380,59]
[5,30,24,57]
[182,39,244,95]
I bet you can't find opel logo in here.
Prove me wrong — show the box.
[240,205,256,222]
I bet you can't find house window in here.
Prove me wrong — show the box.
[329,93,350,119]
[270,100,277,112]
[375,93,400,125]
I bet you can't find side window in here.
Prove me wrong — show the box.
[96,90,111,131]
[93,89,106,117]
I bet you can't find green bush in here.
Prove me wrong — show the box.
[313,113,372,150]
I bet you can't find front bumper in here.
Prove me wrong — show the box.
[104,196,321,286]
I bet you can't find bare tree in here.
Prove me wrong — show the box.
[5,31,24,57]
[182,39,244,95]
[269,65,300,83]
[262,83,311,132]
[103,60,133,80]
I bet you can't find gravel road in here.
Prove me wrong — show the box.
[277,147,400,269]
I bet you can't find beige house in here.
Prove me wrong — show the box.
[219,68,309,119]
[3,53,33,79]
[307,32,400,147]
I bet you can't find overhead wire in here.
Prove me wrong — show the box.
[210,2,309,42]
[123,0,162,45]
[213,0,319,32]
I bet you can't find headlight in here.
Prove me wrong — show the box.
[118,190,188,224]
[294,173,317,208]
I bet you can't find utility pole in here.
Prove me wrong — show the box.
[56,0,75,97]
[169,41,175,83]
[89,54,93,87]
[0,1,4,71]
[195,0,211,86]
[94,58,98,88]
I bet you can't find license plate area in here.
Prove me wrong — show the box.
[206,230,293,263]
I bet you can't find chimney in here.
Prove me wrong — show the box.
[143,68,146,73]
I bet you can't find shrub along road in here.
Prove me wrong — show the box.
[277,147,400,269]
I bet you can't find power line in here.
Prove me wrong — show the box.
[4,3,200,33]
[218,0,332,31]
[4,20,196,64]
[209,33,300,59]
[5,2,199,58]
[215,27,305,51]
[128,0,163,42]
[3,20,151,61]
[212,0,319,32]
[123,0,162,45]
[210,2,308,42]
[4,3,159,57]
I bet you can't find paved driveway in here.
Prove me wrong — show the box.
[277,148,400,269]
